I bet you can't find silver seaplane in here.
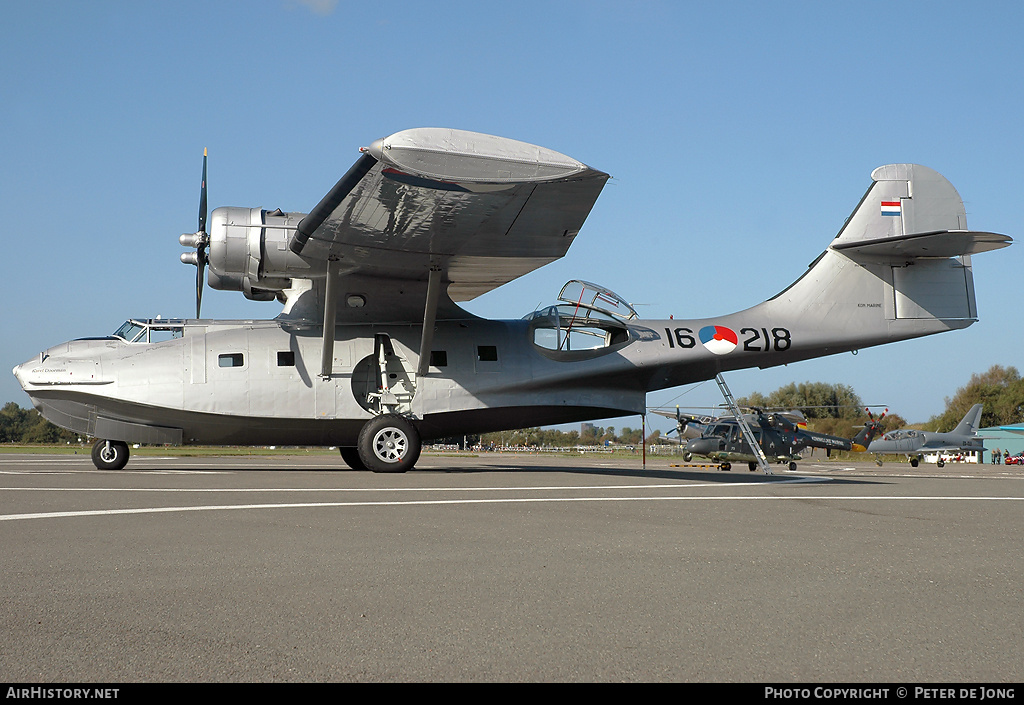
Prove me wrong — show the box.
[13,128,1011,472]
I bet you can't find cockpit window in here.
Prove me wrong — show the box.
[112,319,185,344]
[113,320,147,343]
[527,281,635,356]
[883,429,918,440]
[527,304,629,351]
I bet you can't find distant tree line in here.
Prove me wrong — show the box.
[0,402,78,444]
[925,365,1024,432]
[473,424,657,448]
[737,381,907,439]
[734,366,1024,437]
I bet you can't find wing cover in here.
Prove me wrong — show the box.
[289,128,610,302]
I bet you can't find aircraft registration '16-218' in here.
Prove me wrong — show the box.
[12,128,1012,472]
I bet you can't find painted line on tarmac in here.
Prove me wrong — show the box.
[1,490,1022,523]
[0,476,825,494]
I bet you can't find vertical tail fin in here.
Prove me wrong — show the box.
[851,408,886,452]
[829,164,1009,322]
[952,404,984,436]
[754,164,1011,364]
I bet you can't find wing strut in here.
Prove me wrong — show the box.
[320,258,341,378]
[416,266,443,378]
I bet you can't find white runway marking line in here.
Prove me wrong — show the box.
[0,478,1022,522]
[0,476,823,493]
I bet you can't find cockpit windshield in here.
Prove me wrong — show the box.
[556,280,638,320]
[112,319,185,343]
[882,429,918,441]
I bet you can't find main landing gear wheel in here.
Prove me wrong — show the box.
[720,462,732,472]
[91,439,129,470]
[357,414,421,473]
[338,447,368,471]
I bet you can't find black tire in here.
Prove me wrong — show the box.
[683,452,692,462]
[91,439,130,470]
[338,447,368,471]
[910,457,920,468]
[748,462,758,472]
[720,462,731,471]
[788,461,797,472]
[357,415,421,473]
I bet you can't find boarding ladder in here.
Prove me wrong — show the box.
[715,373,772,474]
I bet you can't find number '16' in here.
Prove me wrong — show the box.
[664,328,695,348]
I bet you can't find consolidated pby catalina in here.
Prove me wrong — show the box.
[12,128,1012,472]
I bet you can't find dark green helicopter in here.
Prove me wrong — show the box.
[682,408,886,472]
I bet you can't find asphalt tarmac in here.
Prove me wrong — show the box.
[1,451,1022,683]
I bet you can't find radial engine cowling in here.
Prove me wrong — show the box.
[205,206,318,300]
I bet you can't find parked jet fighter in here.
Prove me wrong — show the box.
[682,408,884,471]
[868,403,985,467]
[12,128,1012,472]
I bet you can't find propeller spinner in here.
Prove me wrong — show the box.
[179,148,209,318]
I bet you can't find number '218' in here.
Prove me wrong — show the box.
[740,327,791,352]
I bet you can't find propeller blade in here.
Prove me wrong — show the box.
[195,249,206,318]
[198,148,208,234]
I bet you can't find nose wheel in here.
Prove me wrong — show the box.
[91,439,130,470]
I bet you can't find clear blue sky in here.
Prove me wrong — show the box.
[2,1,1021,433]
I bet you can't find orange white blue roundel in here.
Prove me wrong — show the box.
[698,325,738,355]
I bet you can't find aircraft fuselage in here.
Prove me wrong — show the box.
[15,296,939,448]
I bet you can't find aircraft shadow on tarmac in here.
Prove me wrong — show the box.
[165,459,883,484]
[402,464,883,484]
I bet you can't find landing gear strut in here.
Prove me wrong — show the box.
[91,439,129,470]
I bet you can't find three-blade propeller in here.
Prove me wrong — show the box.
[179,148,209,318]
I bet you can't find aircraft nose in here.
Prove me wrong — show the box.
[12,360,28,388]
[686,438,717,455]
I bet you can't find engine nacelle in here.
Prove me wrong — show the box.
[206,206,323,298]
[765,413,798,432]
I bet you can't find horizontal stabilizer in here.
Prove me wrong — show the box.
[833,230,1011,259]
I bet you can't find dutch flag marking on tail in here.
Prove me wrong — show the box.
[880,200,902,216]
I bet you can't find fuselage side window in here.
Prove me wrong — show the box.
[219,353,245,368]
